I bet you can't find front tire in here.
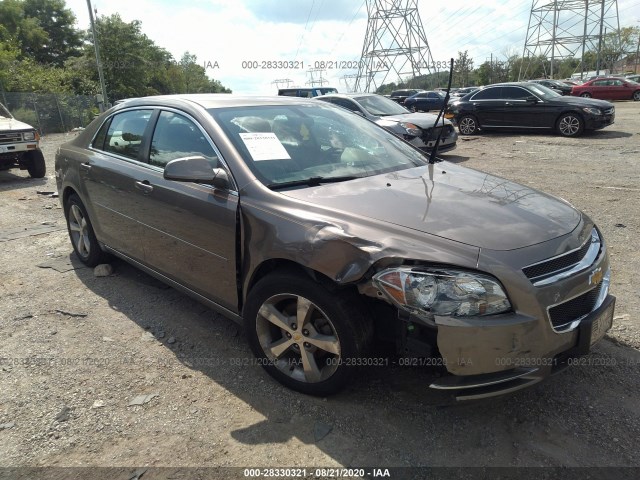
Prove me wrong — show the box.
[633,90,640,101]
[556,113,584,137]
[65,193,108,267]
[458,115,479,135]
[25,150,46,178]
[580,92,592,98]
[244,272,372,396]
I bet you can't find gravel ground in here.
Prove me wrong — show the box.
[0,102,639,476]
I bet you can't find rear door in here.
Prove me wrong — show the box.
[467,87,508,127]
[134,109,239,310]
[82,109,154,260]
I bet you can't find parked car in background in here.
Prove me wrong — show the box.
[278,87,338,98]
[316,92,457,153]
[403,90,447,112]
[448,82,615,137]
[389,89,425,104]
[624,74,639,83]
[528,79,573,95]
[0,102,46,178]
[450,86,480,98]
[55,94,615,400]
[571,78,640,101]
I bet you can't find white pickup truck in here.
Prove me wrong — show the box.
[0,102,46,178]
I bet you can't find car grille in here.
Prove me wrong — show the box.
[603,107,614,115]
[422,125,453,141]
[523,238,592,280]
[522,228,600,285]
[0,132,23,144]
[548,280,603,330]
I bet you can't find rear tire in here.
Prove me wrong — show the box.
[64,193,108,267]
[25,150,46,178]
[244,272,373,396]
[556,113,584,137]
[458,115,479,135]
[633,90,640,101]
[580,92,592,98]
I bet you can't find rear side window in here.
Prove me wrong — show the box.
[150,111,218,168]
[104,110,153,160]
[92,119,111,150]
[470,88,500,100]
[332,98,359,112]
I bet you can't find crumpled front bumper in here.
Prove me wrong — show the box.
[429,294,615,401]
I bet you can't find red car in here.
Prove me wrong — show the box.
[571,78,640,101]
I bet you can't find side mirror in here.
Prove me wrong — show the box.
[525,96,538,103]
[164,156,230,190]
[353,110,365,117]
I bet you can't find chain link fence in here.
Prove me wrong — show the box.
[0,92,99,135]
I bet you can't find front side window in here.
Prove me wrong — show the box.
[104,109,153,160]
[150,111,218,168]
[502,87,531,100]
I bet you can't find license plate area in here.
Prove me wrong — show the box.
[590,301,614,346]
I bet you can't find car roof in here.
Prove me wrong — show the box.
[316,92,379,99]
[114,94,321,110]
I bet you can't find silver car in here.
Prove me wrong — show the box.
[55,94,614,401]
[315,93,457,154]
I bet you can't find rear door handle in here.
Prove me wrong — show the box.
[135,180,154,194]
[80,163,91,172]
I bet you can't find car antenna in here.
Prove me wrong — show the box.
[428,58,454,165]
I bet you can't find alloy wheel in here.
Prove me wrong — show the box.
[558,115,581,136]
[459,116,477,135]
[68,204,91,258]
[256,294,341,383]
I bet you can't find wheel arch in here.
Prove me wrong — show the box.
[244,258,352,305]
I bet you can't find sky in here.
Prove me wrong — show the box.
[65,0,640,94]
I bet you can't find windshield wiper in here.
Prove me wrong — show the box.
[268,175,359,190]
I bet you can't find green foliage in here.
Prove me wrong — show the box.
[10,106,38,125]
[0,0,81,66]
[0,1,231,99]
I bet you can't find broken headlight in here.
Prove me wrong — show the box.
[373,267,511,318]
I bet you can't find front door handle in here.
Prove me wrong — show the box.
[135,180,154,194]
[80,163,91,172]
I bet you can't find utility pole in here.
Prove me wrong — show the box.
[87,0,108,110]
[635,22,640,74]
[595,1,606,75]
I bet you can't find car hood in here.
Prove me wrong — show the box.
[281,162,581,251]
[555,96,613,108]
[377,112,450,128]
[0,117,35,131]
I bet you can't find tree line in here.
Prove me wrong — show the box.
[0,0,231,102]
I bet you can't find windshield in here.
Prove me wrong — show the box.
[209,103,428,189]
[353,95,410,116]
[526,83,561,99]
[0,103,12,119]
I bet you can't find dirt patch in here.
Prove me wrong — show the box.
[0,104,639,472]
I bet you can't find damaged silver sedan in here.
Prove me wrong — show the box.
[55,95,615,400]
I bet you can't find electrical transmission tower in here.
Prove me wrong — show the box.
[306,68,328,87]
[354,0,435,93]
[519,0,620,80]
